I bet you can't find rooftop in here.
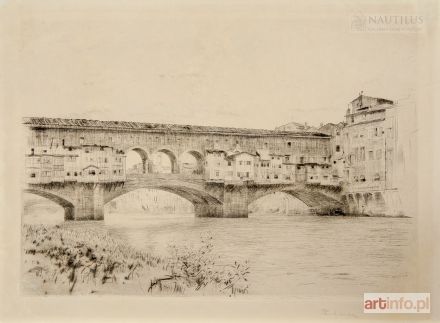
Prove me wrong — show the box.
[23,117,330,138]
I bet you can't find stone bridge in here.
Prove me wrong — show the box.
[25,174,344,220]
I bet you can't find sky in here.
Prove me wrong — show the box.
[3,0,428,130]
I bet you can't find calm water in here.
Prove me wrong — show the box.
[100,212,416,296]
[23,210,416,296]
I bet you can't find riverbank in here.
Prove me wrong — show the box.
[21,223,249,296]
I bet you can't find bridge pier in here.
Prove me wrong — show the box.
[72,184,105,220]
[194,203,224,217]
[221,184,249,218]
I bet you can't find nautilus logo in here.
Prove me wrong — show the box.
[350,15,367,32]
[350,14,424,33]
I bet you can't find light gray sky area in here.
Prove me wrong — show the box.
[4,0,427,129]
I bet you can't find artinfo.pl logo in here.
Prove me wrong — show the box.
[364,293,430,313]
[350,14,424,33]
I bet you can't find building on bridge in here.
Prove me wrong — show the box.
[25,144,126,184]
[204,146,335,185]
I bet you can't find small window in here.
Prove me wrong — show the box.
[333,161,337,164]
[228,161,232,166]
[74,172,77,176]
[67,172,70,176]
[287,142,291,148]
[89,170,96,175]
[335,145,340,152]
[274,175,278,179]
[30,173,36,178]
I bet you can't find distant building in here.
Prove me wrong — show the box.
[275,122,318,132]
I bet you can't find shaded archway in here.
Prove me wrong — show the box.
[126,147,149,174]
[248,186,344,215]
[179,150,204,175]
[248,191,310,216]
[104,184,223,217]
[152,149,178,174]
[24,189,75,220]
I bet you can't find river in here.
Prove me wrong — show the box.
[24,210,415,297]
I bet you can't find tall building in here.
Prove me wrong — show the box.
[339,93,402,215]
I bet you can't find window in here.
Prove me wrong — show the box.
[360,175,366,182]
[336,145,340,152]
[287,142,291,148]
[67,172,70,176]
[360,147,365,161]
[30,173,36,178]
[89,170,96,175]
[246,161,251,165]
[74,172,77,176]
[274,175,278,179]
[215,171,220,177]
[246,172,249,177]
[368,151,374,160]
[333,161,337,164]
[376,149,382,159]
[374,173,380,181]
[228,161,232,166]
[239,161,243,165]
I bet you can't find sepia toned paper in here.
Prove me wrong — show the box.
[1,0,439,322]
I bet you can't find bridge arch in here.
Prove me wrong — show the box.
[247,185,344,215]
[103,182,223,217]
[126,146,149,174]
[153,148,179,174]
[179,150,204,175]
[248,191,310,215]
[24,189,75,220]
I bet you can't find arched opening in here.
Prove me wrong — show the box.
[126,148,149,174]
[179,150,204,175]
[23,190,73,223]
[104,188,195,220]
[152,149,178,174]
[248,192,310,216]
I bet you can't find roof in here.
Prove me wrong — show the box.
[350,94,394,105]
[23,117,330,138]
[256,150,271,160]
[226,151,257,160]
